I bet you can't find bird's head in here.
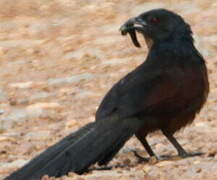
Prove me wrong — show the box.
[120,9,193,48]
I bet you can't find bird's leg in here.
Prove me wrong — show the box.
[134,133,157,162]
[162,130,203,158]
[136,133,155,157]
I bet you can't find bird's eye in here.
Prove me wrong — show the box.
[150,17,160,24]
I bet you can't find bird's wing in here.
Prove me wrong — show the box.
[96,63,184,120]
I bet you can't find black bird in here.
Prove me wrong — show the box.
[5,8,209,180]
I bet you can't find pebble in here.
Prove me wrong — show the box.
[0,109,4,115]
[0,159,29,169]
[9,81,33,89]
[48,73,94,86]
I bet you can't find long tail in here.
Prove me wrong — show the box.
[5,115,143,180]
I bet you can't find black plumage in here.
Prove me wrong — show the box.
[5,8,209,180]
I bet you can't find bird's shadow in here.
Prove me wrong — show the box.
[88,151,204,172]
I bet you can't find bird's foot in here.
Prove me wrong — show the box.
[90,164,129,171]
[133,150,149,162]
[132,150,160,163]
[179,151,204,158]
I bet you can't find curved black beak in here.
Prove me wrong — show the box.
[120,17,136,35]
[120,17,147,35]
[120,17,147,48]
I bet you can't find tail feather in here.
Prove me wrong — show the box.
[98,134,128,166]
[5,123,95,180]
[5,116,143,180]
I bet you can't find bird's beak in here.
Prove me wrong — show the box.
[120,17,136,35]
[120,17,147,35]
[120,17,147,48]
[134,17,148,29]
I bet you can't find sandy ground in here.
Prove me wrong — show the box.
[1,0,217,179]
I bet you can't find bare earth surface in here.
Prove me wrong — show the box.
[1,0,217,179]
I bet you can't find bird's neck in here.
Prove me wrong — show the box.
[151,31,194,51]
[147,34,201,64]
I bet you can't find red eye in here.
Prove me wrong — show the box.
[150,17,160,23]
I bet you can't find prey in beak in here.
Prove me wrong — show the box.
[120,17,153,49]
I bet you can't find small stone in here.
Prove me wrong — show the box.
[1,159,28,169]
[0,109,4,114]
[28,102,60,109]
[25,131,50,140]
[193,160,201,165]
[196,168,202,173]
[0,136,15,142]
[48,73,94,86]
[156,160,173,167]
[9,81,33,89]
[66,120,78,128]
[143,166,151,173]
[149,156,158,164]
[9,98,17,106]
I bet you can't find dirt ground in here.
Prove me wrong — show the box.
[1,0,217,179]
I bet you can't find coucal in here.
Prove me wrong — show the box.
[5,8,209,180]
